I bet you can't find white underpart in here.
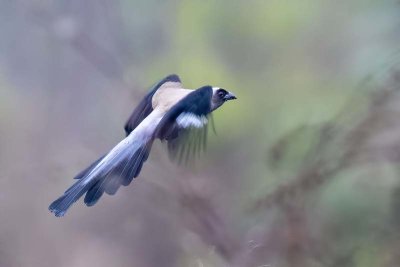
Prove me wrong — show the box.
[177,112,208,128]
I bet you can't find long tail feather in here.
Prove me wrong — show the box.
[49,129,155,217]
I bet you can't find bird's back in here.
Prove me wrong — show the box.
[152,87,193,113]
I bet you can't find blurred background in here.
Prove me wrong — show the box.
[1,1,400,266]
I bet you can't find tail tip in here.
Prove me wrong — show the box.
[49,207,67,217]
[49,200,68,217]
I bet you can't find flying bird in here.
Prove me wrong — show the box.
[49,74,237,217]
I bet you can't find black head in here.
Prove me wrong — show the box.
[211,87,237,111]
[216,88,237,101]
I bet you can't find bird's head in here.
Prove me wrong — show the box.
[210,87,237,111]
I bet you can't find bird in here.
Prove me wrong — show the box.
[49,74,237,217]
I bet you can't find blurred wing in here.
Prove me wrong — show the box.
[166,116,217,162]
[155,86,213,162]
[124,74,183,136]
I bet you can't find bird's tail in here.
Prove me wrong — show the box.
[49,116,159,217]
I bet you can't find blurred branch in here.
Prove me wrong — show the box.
[177,179,241,264]
[27,3,140,94]
[69,30,124,81]
[254,70,400,211]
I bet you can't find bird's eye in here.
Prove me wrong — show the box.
[217,89,227,99]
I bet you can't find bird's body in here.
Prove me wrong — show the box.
[152,87,193,112]
[49,74,236,217]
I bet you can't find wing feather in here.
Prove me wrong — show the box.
[155,86,214,163]
[124,74,182,135]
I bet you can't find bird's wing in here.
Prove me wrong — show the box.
[154,86,214,162]
[124,74,183,136]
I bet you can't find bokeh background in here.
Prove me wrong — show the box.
[1,1,400,266]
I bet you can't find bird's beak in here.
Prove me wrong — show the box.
[224,92,237,101]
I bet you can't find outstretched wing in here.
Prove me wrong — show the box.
[154,86,214,162]
[124,74,183,136]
